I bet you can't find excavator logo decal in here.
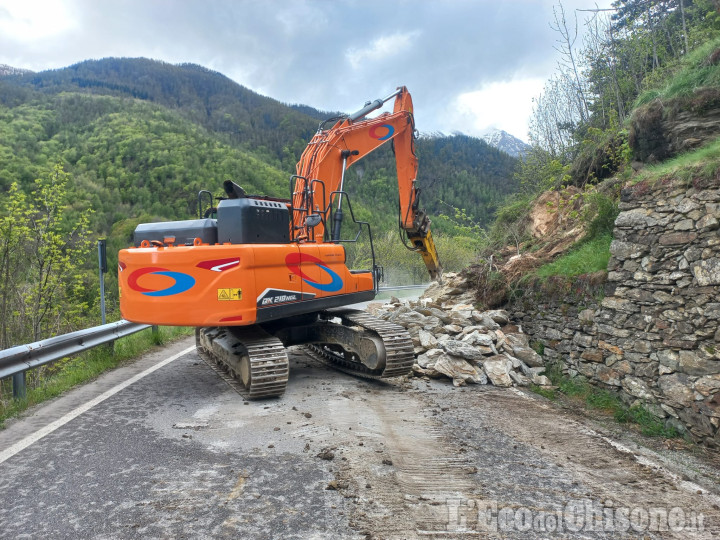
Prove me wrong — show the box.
[196,257,240,272]
[285,253,343,292]
[128,267,196,297]
[369,123,394,141]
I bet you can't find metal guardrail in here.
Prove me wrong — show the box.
[377,285,429,291]
[0,286,426,400]
[0,320,152,398]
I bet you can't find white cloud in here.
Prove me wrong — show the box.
[275,0,328,37]
[445,77,546,141]
[0,0,76,41]
[345,30,420,70]
[0,0,617,141]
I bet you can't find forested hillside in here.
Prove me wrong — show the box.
[0,57,518,347]
[1,58,518,227]
[3,58,319,169]
[0,92,289,228]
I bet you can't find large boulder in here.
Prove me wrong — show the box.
[416,348,444,369]
[440,339,486,363]
[434,355,487,386]
[418,329,438,350]
[503,333,544,368]
[484,310,510,325]
[482,356,514,387]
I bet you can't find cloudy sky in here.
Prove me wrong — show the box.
[0,0,612,141]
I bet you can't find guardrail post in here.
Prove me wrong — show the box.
[152,325,159,342]
[98,239,108,326]
[12,371,26,399]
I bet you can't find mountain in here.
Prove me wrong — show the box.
[1,58,320,170]
[481,128,529,158]
[0,57,520,230]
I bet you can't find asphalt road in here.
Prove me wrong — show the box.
[0,337,719,539]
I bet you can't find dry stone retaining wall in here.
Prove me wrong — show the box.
[510,176,720,445]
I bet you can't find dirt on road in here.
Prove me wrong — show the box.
[277,349,720,539]
[0,339,718,539]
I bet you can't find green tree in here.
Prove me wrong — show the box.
[25,165,94,341]
[0,183,30,348]
[3,165,95,344]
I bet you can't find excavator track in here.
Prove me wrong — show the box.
[196,326,289,399]
[303,309,414,380]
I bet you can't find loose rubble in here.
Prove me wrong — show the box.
[369,272,551,388]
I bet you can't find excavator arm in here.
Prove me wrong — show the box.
[292,86,443,281]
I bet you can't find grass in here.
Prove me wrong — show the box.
[614,405,679,438]
[535,233,613,278]
[531,363,681,439]
[531,385,556,400]
[494,193,535,226]
[486,192,535,248]
[634,136,720,185]
[635,37,720,106]
[0,326,192,428]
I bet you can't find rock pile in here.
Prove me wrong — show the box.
[370,273,551,388]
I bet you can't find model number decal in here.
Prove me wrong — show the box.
[256,288,314,307]
[262,294,296,305]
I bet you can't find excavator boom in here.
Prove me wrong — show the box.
[291,86,442,280]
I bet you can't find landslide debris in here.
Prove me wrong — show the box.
[462,177,622,310]
[368,272,551,388]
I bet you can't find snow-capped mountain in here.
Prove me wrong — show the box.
[481,128,530,158]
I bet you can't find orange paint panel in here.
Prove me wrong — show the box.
[119,243,373,327]
[251,244,303,308]
[119,244,257,326]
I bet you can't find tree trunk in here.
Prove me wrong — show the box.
[680,0,689,54]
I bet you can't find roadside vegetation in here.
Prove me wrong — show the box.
[466,0,720,308]
[535,234,613,278]
[634,136,720,185]
[635,35,720,106]
[530,363,681,439]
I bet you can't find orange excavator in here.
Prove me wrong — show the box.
[119,87,442,398]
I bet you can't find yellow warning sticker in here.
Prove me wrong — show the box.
[217,288,242,301]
